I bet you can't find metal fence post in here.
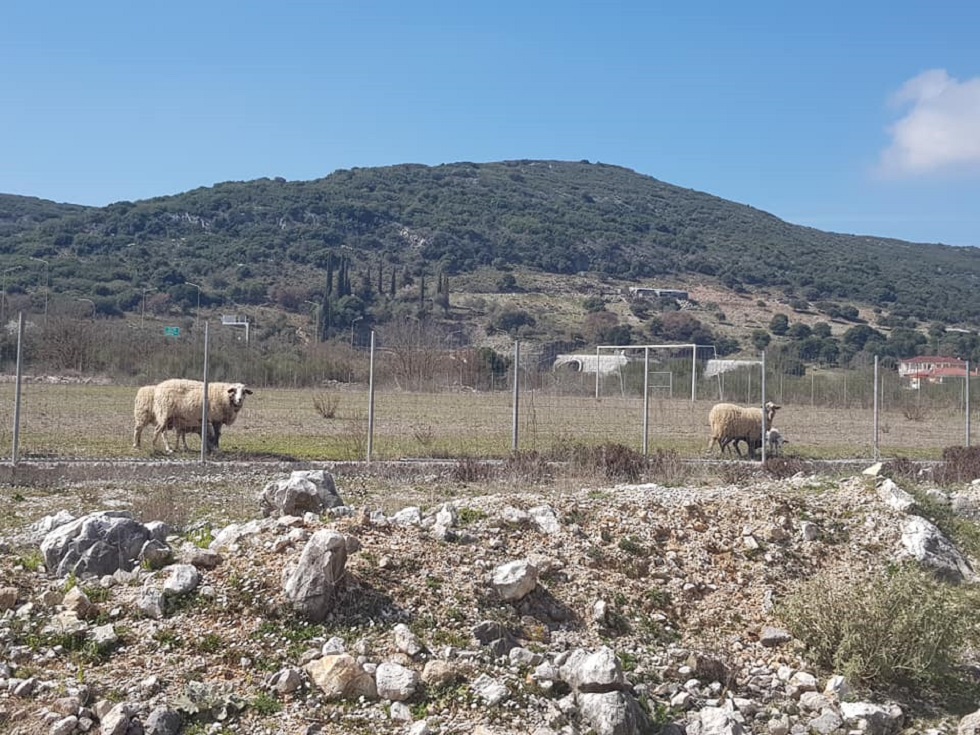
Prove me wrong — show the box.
[760,350,767,463]
[873,355,880,460]
[367,331,376,463]
[967,359,971,447]
[201,321,210,463]
[512,340,520,452]
[642,347,650,455]
[12,312,24,465]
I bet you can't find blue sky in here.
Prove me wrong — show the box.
[3,1,979,247]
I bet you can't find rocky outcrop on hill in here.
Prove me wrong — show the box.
[0,467,978,734]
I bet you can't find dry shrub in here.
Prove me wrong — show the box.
[718,461,754,485]
[938,445,980,485]
[569,443,647,482]
[646,448,685,485]
[883,457,921,482]
[130,486,190,530]
[312,391,340,419]
[339,415,367,461]
[451,457,497,483]
[505,450,550,484]
[902,403,927,422]
[779,564,977,690]
[412,423,435,452]
[763,457,809,480]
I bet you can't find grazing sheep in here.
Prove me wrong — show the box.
[765,428,786,457]
[133,384,215,451]
[151,379,252,453]
[707,401,780,460]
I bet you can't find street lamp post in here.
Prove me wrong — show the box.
[141,287,155,328]
[2,265,23,326]
[185,282,202,327]
[351,315,363,349]
[76,298,96,320]
[30,257,49,322]
[304,300,320,343]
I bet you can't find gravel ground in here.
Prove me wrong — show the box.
[0,460,978,734]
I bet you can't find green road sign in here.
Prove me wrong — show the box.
[164,326,180,337]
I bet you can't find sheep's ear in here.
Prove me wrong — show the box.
[244,389,253,395]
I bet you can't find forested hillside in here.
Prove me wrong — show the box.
[1,159,979,337]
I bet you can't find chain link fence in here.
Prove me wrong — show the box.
[1,313,974,463]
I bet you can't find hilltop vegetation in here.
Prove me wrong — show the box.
[2,160,980,376]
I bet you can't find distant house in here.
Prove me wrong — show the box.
[628,286,689,301]
[898,355,978,388]
[553,352,630,375]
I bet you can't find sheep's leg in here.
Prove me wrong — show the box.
[153,423,174,453]
[133,423,142,449]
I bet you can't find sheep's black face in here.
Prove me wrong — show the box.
[228,384,253,410]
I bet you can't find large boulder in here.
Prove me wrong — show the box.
[40,512,163,578]
[900,516,975,582]
[260,470,344,517]
[283,530,349,622]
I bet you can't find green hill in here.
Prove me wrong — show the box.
[1,159,978,331]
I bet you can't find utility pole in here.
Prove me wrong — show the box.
[186,281,202,328]
[30,257,49,322]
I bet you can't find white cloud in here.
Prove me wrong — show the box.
[879,69,980,176]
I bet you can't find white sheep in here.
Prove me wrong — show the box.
[707,401,780,460]
[133,384,215,451]
[151,379,252,453]
[765,428,786,457]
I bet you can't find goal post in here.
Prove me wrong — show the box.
[594,343,700,401]
[594,343,701,455]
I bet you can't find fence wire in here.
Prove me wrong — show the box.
[1,319,975,463]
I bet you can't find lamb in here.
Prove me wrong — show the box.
[707,401,780,460]
[133,384,216,451]
[151,379,253,453]
[726,428,788,460]
[765,428,786,457]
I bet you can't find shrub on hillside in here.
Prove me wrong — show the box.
[779,564,977,690]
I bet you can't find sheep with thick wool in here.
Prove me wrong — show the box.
[151,379,252,453]
[707,401,780,459]
[133,384,215,451]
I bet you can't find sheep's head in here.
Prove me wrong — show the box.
[227,383,253,411]
[764,401,780,423]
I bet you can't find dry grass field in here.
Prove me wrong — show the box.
[0,380,971,462]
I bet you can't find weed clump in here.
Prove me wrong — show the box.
[451,457,496,483]
[937,445,980,485]
[763,457,809,479]
[779,564,978,690]
[568,443,648,482]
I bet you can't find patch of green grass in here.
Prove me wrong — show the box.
[617,535,646,556]
[187,526,214,549]
[82,584,111,603]
[250,691,282,716]
[153,629,183,649]
[196,633,224,654]
[456,507,487,526]
[18,549,44,572]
